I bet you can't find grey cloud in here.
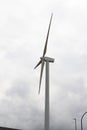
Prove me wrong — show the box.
[6,81,30,98]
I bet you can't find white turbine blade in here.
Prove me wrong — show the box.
[43,13,53,57]
[34,60,42,69]
[38,60,45,94]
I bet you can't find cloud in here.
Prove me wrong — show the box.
[6,80,30,98]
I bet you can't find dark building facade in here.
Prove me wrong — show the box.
[0,127,21,130]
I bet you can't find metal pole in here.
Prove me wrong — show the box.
[73,118,77,130]
[81,112,87,130]
[45,61,49,130]
[81,118,83,130]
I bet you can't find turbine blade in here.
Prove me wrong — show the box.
[34,60,42,69]
[38,60,45,94]
[43,13,53,57]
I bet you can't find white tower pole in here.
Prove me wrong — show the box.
[44,57,54,130]
[45,61,49,130]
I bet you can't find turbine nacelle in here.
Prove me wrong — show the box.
[40,57,54,63]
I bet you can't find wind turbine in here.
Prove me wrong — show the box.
[34,13,54,130]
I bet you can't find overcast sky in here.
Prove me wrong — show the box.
[0,0,87,130]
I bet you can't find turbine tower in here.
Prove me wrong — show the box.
[34,14,54,130]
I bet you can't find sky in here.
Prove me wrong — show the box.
[0,0,87,130]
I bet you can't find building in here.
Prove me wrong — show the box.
[0,127,21,130]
